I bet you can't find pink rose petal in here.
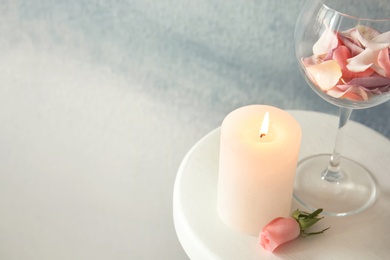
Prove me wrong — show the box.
[347,74,390,88]
[313,21,339,56]
[347,48,378,72]
[342,91,367,101]
[377,48,390,77]
[327,85,369,101]
[333,45,374,78]
[339,28,365,54]
[338,33,364,56]
[306,60,342,90]
[302,56,319,66]
[356,25,390,51]
[355,25,380,42]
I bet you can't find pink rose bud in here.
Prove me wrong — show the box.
[259,217,300,252]
[259,208,329,252]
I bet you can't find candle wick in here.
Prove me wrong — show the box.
[260,133,266,138]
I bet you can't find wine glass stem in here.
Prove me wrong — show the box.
[322,107,353,182]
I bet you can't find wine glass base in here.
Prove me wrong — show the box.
[293,154,377,217]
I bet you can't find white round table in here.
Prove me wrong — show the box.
[173,110,390,260]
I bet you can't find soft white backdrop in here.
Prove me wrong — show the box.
[0,0,389,259]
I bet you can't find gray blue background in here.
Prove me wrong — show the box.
[0,0,388,259]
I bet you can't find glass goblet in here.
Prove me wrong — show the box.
[294,0,390,216]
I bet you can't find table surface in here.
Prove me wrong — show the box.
[174,111,390,260]
[1,1,389,259]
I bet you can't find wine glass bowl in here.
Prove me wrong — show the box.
[295,1,390,109]
[293,0,390,216]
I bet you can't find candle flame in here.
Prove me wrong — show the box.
[259,112,269,138]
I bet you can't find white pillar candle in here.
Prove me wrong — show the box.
[217,105,302,236]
